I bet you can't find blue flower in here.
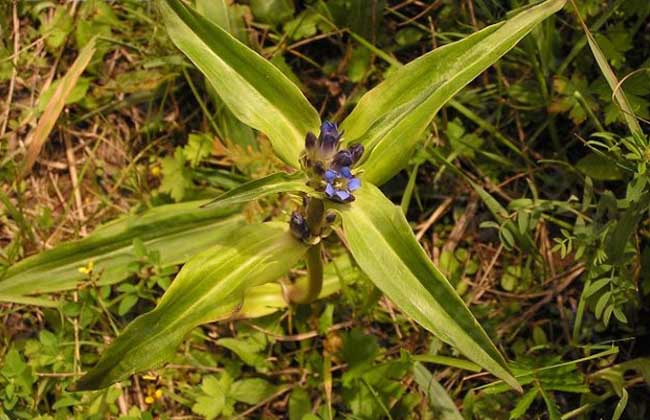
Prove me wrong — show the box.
[324,166,361,203]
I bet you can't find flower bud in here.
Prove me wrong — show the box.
[318,121,341,157]
[305,132,317,151]
[348,143,364,164]
[289,212,310,241]
[332,150,353,169]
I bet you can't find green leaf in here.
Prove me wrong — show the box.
[0,201,242,299]
[0,348,27,378]
[334,183,520,391]
[396,27,423,48]
[251,0,294,26]
[160,0,320,167]
[413,362,463,420]
[341,329,380,383]
[117,294,139,316]
[193,394,224,420]
[411,354,481,372]
[193,376,226,419]
[37,77,90,112]
[75,222,306,390]
[184,133,214,167]
[341,0,566,184]
[605,192,650,264]
[40,6,73,50]
[160,148,193,201]
[217,337,270,370]
[583,277,610,298]
[289,388,312,420]
[194,0,258,148]
[347,0,385,41]
[581,19,643,138]
[576,153,623,181]
[203,172,311,209]
[229,378,279,404]
[594,291,611,319]
[509,388,538,419]
[195,0,231,34]
[612,388,629,420]
[0,294,59,308]
[537,384,561,420]
[283,10,321,41]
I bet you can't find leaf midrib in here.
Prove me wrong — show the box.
[117,230,295,370]
[163,0,311,161]
[342,193,506,372]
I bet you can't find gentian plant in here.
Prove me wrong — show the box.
[66,0,566,390]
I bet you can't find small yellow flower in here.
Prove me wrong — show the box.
[150,166,161,177]
[144,385,163,405]
[78,260,94,275]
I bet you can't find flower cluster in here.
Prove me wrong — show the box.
[301,121,364,203]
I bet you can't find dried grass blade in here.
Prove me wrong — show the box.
[21,37,96,176]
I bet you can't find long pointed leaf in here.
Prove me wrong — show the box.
[413,362,463,420]
[0,201,242,299]
[334,184,520,390]
[579,17,643,138]
[203,172,311,208]
[160,0,320,167]
[75,222,307,390]
[341,0,566,184]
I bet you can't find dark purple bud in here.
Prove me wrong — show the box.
[289,212,310,240]
[305,132,317,151]
[348,143,364,164]
[318,121,341,153]
[332,150,353,169]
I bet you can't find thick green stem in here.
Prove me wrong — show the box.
[288,242,323,304]
[287,198,325,304]
[305,198,324,236]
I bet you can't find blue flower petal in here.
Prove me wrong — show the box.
[320,121,337,132]
[324,169,337,183]
[340,166,352,178]
[335,189,350,201]
[325,183,335,197]
[348,177,361,191]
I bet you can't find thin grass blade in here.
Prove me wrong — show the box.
[22,37,96,176]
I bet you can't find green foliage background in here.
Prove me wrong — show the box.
[0,0,649,419]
